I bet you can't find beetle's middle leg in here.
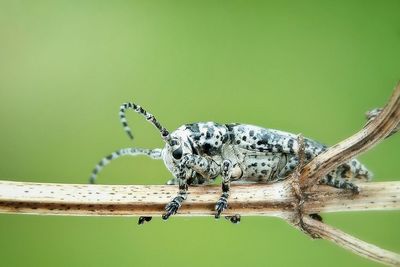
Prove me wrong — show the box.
[215,160,242,220]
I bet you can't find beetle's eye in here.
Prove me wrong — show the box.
[172,146,183,160]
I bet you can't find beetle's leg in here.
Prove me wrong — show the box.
[162,156,193,220]
[182,154,220,179]
[309,213,323,222]
[136,177,181,225]
[138,216,152,225]
[162,154,221,220]
[215,160,233,219]
[319,173,360,194]
[162,177,188,220]
[138,175,194,224]
[225,214,241,224]
[168,173,210,186]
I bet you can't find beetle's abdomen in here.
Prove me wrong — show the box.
[227,124,372,182]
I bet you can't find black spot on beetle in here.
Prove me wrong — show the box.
[206,127,214,139]
[236,140,241,144]
[275,144,283,152]
[288,139,295,153]
[229,132,235,142]
[242,136,247,141]
[201,143,219,156]
[186,123,200,133]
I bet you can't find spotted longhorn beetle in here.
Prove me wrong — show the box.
[90,103,372,224]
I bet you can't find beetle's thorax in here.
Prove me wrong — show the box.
[161,122,231,176]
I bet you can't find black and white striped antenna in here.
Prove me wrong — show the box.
[119,102,172,145]
[89,103,169,184]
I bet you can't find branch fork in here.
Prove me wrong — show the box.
[283,81,400,266]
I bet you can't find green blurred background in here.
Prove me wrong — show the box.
[0,0,399,266]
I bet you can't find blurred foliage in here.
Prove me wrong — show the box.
[0,0,399,266]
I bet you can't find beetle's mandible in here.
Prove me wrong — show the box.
[89,103,372,224]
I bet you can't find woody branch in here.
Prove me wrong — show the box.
[0,83,399,266]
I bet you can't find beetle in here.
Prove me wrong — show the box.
[89,103,372,224]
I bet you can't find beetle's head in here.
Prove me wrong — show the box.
[162,129,195,177]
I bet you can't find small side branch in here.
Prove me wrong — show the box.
[302,216,400,266]
[300,82,400,189]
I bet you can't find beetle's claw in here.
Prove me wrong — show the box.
[138,216,152,225]
[162,198,181,220]
[215,198,228,219]
[225,214,241,224]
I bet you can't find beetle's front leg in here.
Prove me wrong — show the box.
[162,177,188,220]
[162,157,190,220]
[182,154,220,179]
[162,154,219,220]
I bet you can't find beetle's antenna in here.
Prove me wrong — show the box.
[119,103,172,145]
[89,148,163,184]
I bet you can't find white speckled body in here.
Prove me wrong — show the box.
[162,122,372,185]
